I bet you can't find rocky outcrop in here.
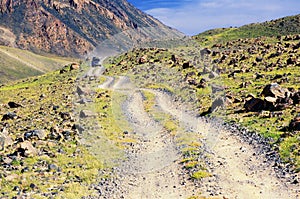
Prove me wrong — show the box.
[0,0,183,57]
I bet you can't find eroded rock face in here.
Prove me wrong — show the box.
[0,0,13,13]
[0,0,183,57]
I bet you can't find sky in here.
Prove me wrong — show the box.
[127,0,300,35]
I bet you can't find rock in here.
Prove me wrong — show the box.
[5,174,19,181]
[53,105,60,111]
[80,110,97,118]
[48,164,59,171]
[138,55,148,64]
[211,84,224,94]
[72,124,85,133]
[292,91,300,104]
[244,98,265,112]
[1,112,17,121]
[8,101,22,108]
[211,96,225,112]
[255,56,263,62]
[70,63,80,71]
[289,116,300,131]
[19,141,38,157]
[0,132,13,151]
[197,78,207,88]
[76,98,93,104]
[77,86,90,96]
[0,128,13,151]
[60,68,68,74]
[59,112,71,120]
[2,156,13,164]
[265,96,277,103]
[200,48,211,56]
[261,83,287,99]
[171,54,178,63]
[24,129,47,140]
[287,57,297,65]
[209,71,219,79]
[254,73,264,80]
[182,62,191,69]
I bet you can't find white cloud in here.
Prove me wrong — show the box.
[146,0,300,35]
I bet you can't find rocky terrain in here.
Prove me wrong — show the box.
[105,28,300,172]
[0,10,300,199]
[194,14,300,46]
[0,0,183,57]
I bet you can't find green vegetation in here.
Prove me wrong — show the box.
[104,16,300,172]
[0,45,75,83]
[194,14,300,46]
[0,63,128,198]
[141,90,210,179]
[191,170,212,180]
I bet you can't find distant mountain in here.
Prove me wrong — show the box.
[194,14,300,45]
[0,0,183,57]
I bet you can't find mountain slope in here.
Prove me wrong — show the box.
[0,0,183,57]
[194,14,300,45]
[0,45,74,83]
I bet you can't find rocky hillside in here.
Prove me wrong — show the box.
[194,14,300,45]
[0,0,183,57]
[105,31,300,172]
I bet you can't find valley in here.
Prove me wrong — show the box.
[0,3,299,198]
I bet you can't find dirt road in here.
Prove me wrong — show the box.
[94,74,299,199]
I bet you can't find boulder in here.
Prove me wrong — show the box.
[59,112,71,120]
[211,84,224,94]
[211,96,225,112]
[70,63,80,71]
[19,141,38,157]
[197,78,207,88]
[244,98,265,112]
[209,71,219,79]
[287,57,297,65]
[255,56,263,62]
[261,83,286,99]
[200,48,211,56]
[60,68,68,74]
[0,128,13,151]
[182,62,191,69]
[171,54,178,63]
[8,101,23,108]
[24,129,47,140]
[80,110,97,118]
[76,98,93,104]
[1,112,17,121]
[138,55,148,64]
[292,91,300,104]
[76,86,90,96]
[289,116,300,131]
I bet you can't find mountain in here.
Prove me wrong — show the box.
[194,14,300,45]
[0,45,75,83]
[0,0,183,57]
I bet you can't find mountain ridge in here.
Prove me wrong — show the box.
[0,0,183,57]
[194,14,300,45]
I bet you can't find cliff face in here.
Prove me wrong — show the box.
[0,0,183,57]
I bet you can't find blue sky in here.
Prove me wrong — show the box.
[127,0,300,35]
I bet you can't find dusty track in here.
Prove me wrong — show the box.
[95,74,299,199]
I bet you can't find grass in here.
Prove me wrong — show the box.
[141,90,210,179]
[0,63,129,198]
[104,28,300,172]
[193,14,300,46]
[0,45,75,83]
[191,170,212,180]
